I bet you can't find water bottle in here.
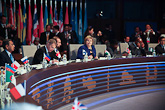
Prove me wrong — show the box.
[63,54,67,65]
[153,50,156,57]
[107,54,111,60]
[42,58,47,68]
[128,51,132,58]
[84,54,88,62]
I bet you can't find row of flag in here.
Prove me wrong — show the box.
[4,57,28,100]
[5,56,29,83]
[5,53,50,84]
[4,54,52,100]
[0,0,88,44]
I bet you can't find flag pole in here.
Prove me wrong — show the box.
[4,63,7,84]
[24,80,26,102]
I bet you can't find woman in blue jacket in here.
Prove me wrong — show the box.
[77,35,98,59]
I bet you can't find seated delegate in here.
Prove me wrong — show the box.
[77,35,98,59]
[33,39,59,64]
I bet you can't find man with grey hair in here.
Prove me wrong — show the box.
[32,39,58,64]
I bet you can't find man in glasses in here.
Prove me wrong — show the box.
[33,39,58,64]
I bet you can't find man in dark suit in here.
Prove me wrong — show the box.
[102,24,116,44]
[124,36,132,46]
[155,37,165,55]
[131,26,143,42]
[40,25,54,44]
[0,15,15,39]
[53,25,66,54]
[62,24,75,59]
[33,39,58,64]
[0,39,15,66]
[68,24,78,44]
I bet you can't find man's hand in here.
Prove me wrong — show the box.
[52,59,59,64]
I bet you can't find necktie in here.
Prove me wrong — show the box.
[10,54,14,63]
[46,33,49,41]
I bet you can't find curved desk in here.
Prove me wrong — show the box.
[13,56,165,110]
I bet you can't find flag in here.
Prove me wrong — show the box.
[70,0,75,30]
[6,64,16,82]
[39,0,44,38]
[72,97,87,110]
[11,74,16,86]
[59,1,64,32]
[11,61,20,70]
[83,0,88,35]
[22,0,27,45]
[21,56,29,64]
[78,0,83,44]
[44,53,51,61]
[32,0,39,43]
[105,50,110,56]
[3,0,8,24]
[26,0,32,45]
[13,0,16,26]
[0,0,2,17]
[53,0,58,26]
[9,0,14,24]
[56,52,61,59]
[44,0,48,30]
[75,0,78,42]
[126,48,131,54]
[17,0,23,41]
[10,83,26,100]
[64,0,69,24]
[49,0,53,24]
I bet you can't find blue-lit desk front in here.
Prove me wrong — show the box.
[13,56,165,110]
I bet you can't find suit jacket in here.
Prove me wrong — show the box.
[77,45,96,59]
[70,30,78,44]
[129,43,146,56]
[131,32,143,42]
[32,46,58,64]
[155,44,165,55]
[40,32,54,44]
[142,31,158,43]
[0,50,14,66]
[0,24,10,39]
[55,32,67,52]
[59,31,75,53]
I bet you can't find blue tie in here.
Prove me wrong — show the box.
[10,54,14,63]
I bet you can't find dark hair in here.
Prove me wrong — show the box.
[2,39,12,50]
[135,26,141,31]
[159,36,165,41]
[0,36,4,41]
[0,15,6,20]
[53,25,59,30]
[46,25,50,29]
[68,24,72,27]
[145,24,153,28]
[84,26,93,37]
[124,36,130,39]
[64,24,69,28]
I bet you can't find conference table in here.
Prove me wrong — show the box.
[10,56,165,110]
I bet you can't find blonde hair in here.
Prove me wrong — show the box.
[84,35,93,44]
